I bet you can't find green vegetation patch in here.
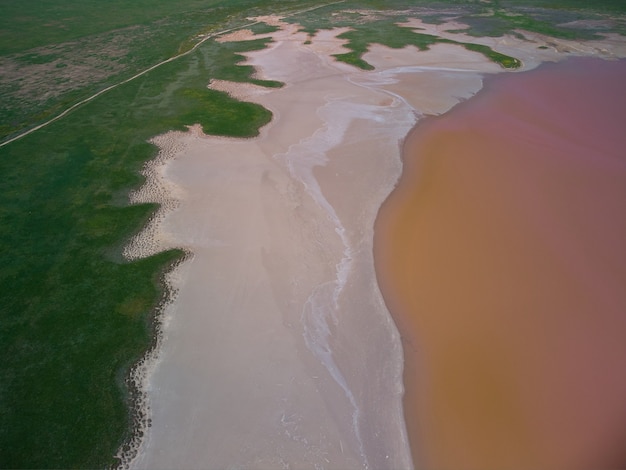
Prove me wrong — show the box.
[0,0,273,54]
[443,40,522,68]
[508,0,626,14]
[287,0,626,71]
[204,38,284,89]
[459,8,595,39]
[0,21,275,470]
[248,22,281,35]
[330,20,520,70]
[0,0,301,142]
[450,1,626,39]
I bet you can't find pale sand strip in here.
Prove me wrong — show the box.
[207,79,273,102]
[123,16,625,470]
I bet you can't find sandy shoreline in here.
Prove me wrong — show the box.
[121,14,626,469]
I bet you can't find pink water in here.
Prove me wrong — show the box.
[375,58,626,470]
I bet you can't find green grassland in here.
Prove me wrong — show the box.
[1,0,625,468]
[330,21,521,70]
[0,35,279,468]
[0,0,293,143]
[0,0,279,54]
[0,1,307,466]
[288,0,625,70]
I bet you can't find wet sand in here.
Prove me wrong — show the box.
[375,57,626,470]
[122,17,506,469]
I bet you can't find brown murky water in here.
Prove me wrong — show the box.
[375,58,626,470]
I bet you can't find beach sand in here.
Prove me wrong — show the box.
[124,20,496,469]
[375,57,626,470]
[122,13,626,470]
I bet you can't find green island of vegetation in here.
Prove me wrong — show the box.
[1,0,624,467]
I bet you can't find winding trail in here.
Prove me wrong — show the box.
[0,1,343,149]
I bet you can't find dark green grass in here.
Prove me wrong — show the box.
[288,0,626,72]
[457,9,598,40]
[0,0,258,54]
[0,0,314,465]
[446,40,522,68]
[446,1,626,39]
[0,33,273,469]
[336,20,439,60]
[0,0,296,142]
[508,0,626,14]
[331,21,521,70]
[204,39,284,88]
[287,4,524,70]
[248,22,281,35]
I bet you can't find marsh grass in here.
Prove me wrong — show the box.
[331,21,521,69]
[0,0,292,142]
[0,26,274,470]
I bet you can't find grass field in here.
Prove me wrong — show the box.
[0,0,293,142]
[1,0,624,467]
[0,1,309,466]
[0,36,280,468]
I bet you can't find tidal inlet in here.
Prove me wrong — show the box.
[1,1,626,469]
